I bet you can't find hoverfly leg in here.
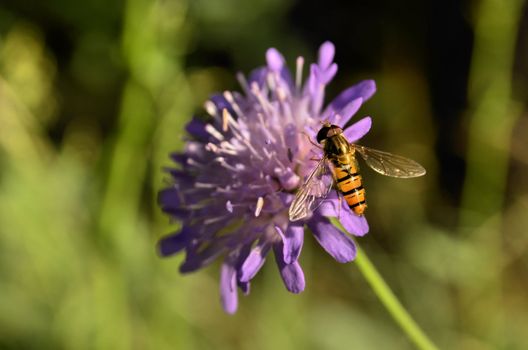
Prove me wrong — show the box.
[301,131,322,149]
[337,194,343,219]
[332,171,343,219]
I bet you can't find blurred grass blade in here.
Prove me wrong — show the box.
[459,0,524,344]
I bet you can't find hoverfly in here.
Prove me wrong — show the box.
[288,122,426,221]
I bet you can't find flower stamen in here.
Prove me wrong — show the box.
[223,91,243,118]
[205,124,224,141]
[222,109,230,132]
[296,56,304,92]
[255,197,264,217]
[204,100,218,117]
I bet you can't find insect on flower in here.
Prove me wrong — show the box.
[158,40,423,314]
[289,122,426,221]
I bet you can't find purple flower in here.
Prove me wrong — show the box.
[158,41,375,314]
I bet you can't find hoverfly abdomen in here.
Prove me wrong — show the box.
[331,158,367,216]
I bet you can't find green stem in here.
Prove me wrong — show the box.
[354,245,439,350]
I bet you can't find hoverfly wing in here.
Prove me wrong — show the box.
[355,145,426,178]
[289,157,333,221]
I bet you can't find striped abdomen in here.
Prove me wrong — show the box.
[332,158,367,216]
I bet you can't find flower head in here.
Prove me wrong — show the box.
[158,41,376,313]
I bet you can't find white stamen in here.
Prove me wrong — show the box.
[223,91,243,118]
[186,158,204,168]
[215,186,235,194]
[277,88,293,122]
[219,148,238,156]
[256,112,268,127]
[186,203,209,210]
[218,141,241,155]
[204,216,228,225]
[187,142,201,153]
[256,114,276,144]
[226,200,233,213]
[204,100,218,117]
[242,139,263,160]
[266,73,276,91]
[296,56,304,91]
[236,72,251,96]
[276,87,287,102]
[195,182,216,188]
[205,124,224,141]
[205,142,219,152]
[250,82,273,115]
[271,152,287,170]
[206,140,238,156]
[219,119,260,159]
[262,147,273,159]
[254,197,264,217]
[217,158,239,172]
[251,183,274,190]
[220,141,237,151]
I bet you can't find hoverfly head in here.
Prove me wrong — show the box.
[316,123,342,144]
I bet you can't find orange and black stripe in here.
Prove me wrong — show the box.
[333,161,367,216]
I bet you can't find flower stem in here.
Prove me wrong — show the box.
[354,245,439,350]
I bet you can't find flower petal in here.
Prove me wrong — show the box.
[318,41,335,69]
[220,261,238,314]
[209,94,238,119]
[318,197,339,217]
[329,98,363,127]
[273,243,305,293]
[326,80,376,112]
[307,216,357,263]
[238,280,250,295]
[158,188,181,213]
[266,48,284,72]
[239,240,271,282]
[185,117,208,140]
[169,152,188,168]
[284,123,298,154]
[248,67,267,87]
[321,63,338,84]
[157,229,190,256]
[274,167,300,191]
[343,116,372,143]
[316,194,370,236]
[179,240,227,273]
[310,63,337,87]
[308,64,320,95]
[275,223,304,264]
[339,209,369,236]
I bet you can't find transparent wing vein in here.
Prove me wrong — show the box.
[289,157,332,221]
[355,145,426,178]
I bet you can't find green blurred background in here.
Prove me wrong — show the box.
[1,0,527,349]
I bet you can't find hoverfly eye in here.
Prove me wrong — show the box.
[316,127,330,144]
